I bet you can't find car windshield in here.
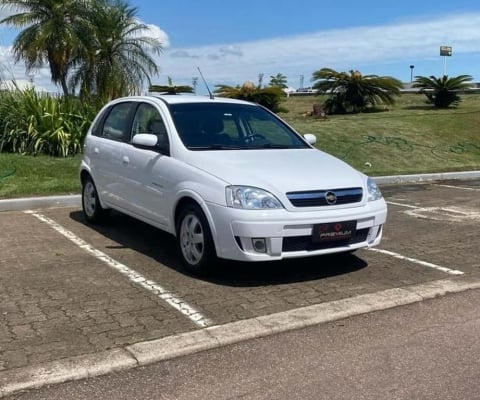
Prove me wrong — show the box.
[169,103,310,150]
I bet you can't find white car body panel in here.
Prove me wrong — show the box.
[176,149,366,208]
[80,95,387,263]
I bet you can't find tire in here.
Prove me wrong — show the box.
[82,176,108,223]
[176,203,216,275]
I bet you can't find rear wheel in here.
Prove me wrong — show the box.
[82,176,108,223]
[176,203,216,275]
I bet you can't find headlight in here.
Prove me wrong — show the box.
[367,178,383,201]
[226,186,283,209]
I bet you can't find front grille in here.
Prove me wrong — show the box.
[282,228,369,252]
[286,187,363,207]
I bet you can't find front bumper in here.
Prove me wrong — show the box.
[205,200,388,262]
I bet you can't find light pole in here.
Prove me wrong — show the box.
[409,65,414,83]
[440,46,452,77]
[300,74,304,90]
[192,77,198,94]
[258,73,264,88]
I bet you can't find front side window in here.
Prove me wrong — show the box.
[131,103,166,139]
[170,103,309,150]
[100,102,134,142]
[131,102,169,152]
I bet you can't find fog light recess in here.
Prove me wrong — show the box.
[252,238,267,253]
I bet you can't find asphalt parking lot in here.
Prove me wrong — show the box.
[1,178,479,395]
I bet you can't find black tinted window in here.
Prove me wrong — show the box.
[170,103,309,150]
[131,103,166,138]
[100,102,134,142]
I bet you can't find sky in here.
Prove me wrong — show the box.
[1,0,480,93]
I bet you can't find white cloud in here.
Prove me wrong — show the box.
[0,6,17,20]
[142,23,170,48]
[219,45,243,57]
[1,12,480,93]
[170,50,199,59]
[155,12,480,87]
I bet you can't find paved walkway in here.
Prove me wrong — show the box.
[1,171,479,398]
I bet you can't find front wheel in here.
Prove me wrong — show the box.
[82,176,108,223]
[176,204,216,275]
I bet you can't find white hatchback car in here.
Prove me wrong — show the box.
[80,95,387,274]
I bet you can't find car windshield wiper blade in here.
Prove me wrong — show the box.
[265,144,292,148]
[247,143,293,149]
[188,144,243,150]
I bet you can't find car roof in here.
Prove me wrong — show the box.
[111,94,255,106]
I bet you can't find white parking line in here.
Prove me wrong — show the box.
[386,200,419,209]
[388,200,480,222]
[404,207,480,222]
[437,184,480,191]
[24,211,211,328]
[368,248,464,275]
[383,199,468,274]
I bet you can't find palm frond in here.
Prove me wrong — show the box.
[311,68,403,114]
[412,74,473,108]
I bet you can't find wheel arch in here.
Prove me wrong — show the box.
[80,169,109,210]
[173,195,219,256]
[80,169,92,186]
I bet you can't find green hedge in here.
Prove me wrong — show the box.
[0,88,97,157]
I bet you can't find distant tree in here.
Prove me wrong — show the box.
[412,74,473,108]
[0,0,163,101]
[149,77,194,94]
[214,81,286,113]
[0,0,87,96]
[269,73,288,89]
[312,68,403,114]
[71,0,163,103]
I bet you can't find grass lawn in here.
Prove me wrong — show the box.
[279,93,480,176]
[0,93,479,199]
[0,153,81,198]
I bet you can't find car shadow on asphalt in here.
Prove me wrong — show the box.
[70,210,368,287]
[206,254,367,287]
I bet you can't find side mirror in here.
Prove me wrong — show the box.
[132,133,170,155]
[303,133,317,145]
[132,133,158,147]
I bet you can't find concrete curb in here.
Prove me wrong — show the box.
[373,170,480,185]
[2,277,480,398]
[1,171,479,212]
[0,194,81,212]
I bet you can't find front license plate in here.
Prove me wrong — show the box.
[312,220,357,243]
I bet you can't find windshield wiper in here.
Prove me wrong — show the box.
[188,144,243,150]
[247,143,293,149]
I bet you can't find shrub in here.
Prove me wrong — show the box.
[312,68,403,114]
[412,75,473,108]
[0,88,96,156]
[214,81,287,113]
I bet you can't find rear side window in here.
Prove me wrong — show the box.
[96,102,135,142]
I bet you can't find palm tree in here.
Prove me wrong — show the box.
[71,0,162,103]
[214,81,286,113]
[268,73,288,89]
[0,0,88,96]
[149,77,193,95]
[412,74,473,108]
[312,68,403,114]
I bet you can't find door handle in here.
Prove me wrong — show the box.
[122,156,130,164]
[93,147,99,154]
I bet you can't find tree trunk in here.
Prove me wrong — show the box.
[60,76,69,97]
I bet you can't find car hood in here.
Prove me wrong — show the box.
[182,148,366,193]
